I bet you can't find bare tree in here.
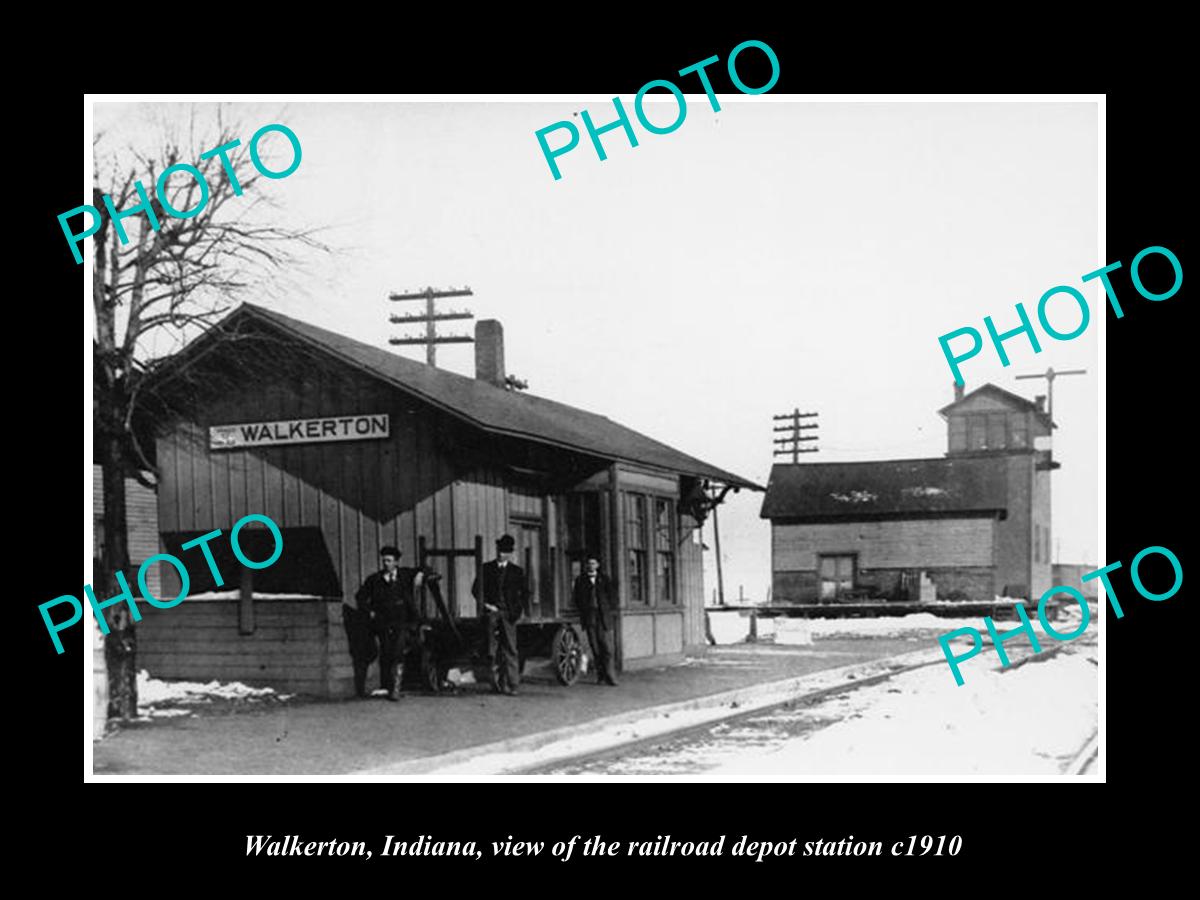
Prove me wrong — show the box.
[89,106,328,722]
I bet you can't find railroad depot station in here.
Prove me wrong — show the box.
[99,304,758,698]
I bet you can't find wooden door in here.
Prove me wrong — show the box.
[818,553,856,601]
[515,521,545,619]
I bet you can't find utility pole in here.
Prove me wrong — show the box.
[1014,367,1087,422]
[388,286,475,366]
[773,408,819,461]
[711,499,725,607]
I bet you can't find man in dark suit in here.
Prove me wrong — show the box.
[572,554,619,686]
[341,600,377,699]
[354,545,428,701]
[471,534,529,696]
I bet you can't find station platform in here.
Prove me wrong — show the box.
[92,636,932,776]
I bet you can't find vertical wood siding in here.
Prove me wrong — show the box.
[678,513,706,648]
[92,464,161,597]
[148,349,712,689]
[155,360,517,611]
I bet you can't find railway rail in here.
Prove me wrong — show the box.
[525,638,1096,776]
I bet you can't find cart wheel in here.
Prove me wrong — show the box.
[552,625,583,686]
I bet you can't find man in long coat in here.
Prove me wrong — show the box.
[572,554,619,686]
[354,545,427,701]
[471,534,529,695]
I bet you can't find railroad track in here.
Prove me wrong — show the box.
[521,653,950,774]
[525,638,1096,776]
[1063,730,1099,775]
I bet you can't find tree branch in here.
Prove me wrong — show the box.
[93,104,337,482]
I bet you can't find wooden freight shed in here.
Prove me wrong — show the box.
[139,303,757,697]
[761,384,1056,605]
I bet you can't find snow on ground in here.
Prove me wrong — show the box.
[803,613,1006,638]
[713,606,1097,644]
[799,602,1096,640]
[705,642,1097,776]
[185,591,329,601]
[445,668,478,686]
[135,670,294,718]
[708,611,753,644]
[711,610,1015,645]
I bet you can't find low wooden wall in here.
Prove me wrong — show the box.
[138,598,352,698]
[619,608,685,671]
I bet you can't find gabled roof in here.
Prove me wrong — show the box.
[164,303,760,490]
[938,383,1054,429]
[759,457,1009,521]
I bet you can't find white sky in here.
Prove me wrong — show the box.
[94,99,1099,603]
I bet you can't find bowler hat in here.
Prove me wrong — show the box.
[496,534,516,552]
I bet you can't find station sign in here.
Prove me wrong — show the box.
[210,413,389,450]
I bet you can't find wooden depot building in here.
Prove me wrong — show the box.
[760,384,1057,605]
[138,303,757,697]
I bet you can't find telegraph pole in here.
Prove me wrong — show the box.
[388,286,475,366]
[710,496,725,607]
[773,408,819,461]
[1014,366,1087,422]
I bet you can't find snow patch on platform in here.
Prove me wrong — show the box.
[135,670,294,718]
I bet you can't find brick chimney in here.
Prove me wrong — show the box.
[953,382,964,402]
[1034,394,1047,412]
[475,319,506,387]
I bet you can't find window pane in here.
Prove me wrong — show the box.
[1012,415,1029,447]
[988,413,1007,449]
[949,417,967,452]
[819,556,836,578]
[627,494,647,549]
[626,494,649,604]
[656,552,674,604]
[628,549,646,603]
[655,498,672,550]
[967,415,987,450]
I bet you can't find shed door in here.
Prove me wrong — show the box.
[818,554,856,601]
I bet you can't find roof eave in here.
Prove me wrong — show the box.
[937,385,1055,428]
[762,507,1007,523]
[175,305,762,490]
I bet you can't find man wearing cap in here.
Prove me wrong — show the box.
[353,545,427,701]
[572,554,619,686]
[471,534,529,696]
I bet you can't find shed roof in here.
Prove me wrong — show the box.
[759,456,1009,521]
[164,303,759,489]
[938,383,1055,429]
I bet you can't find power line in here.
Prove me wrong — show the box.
[388,286,475,366]
[1014,366,1087,422]
[772,408,819,462]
